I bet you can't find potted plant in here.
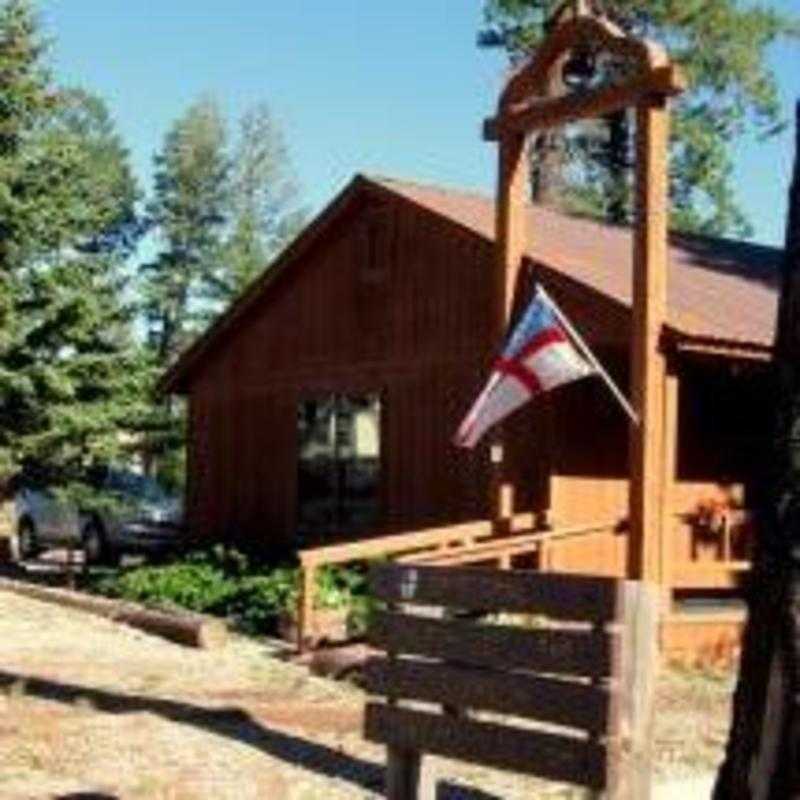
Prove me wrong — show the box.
[692,497,731,537]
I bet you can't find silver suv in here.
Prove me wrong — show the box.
[14,467,185,565]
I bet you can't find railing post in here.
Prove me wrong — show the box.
[297,560,315,653]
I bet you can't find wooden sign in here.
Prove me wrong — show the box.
[363,562,659,799]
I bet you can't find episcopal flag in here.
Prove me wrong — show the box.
[454,287,595,449]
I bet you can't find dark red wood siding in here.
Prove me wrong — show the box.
[185,192,514,550]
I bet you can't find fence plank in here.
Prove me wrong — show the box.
[368,611,613,677]
[364,657,610,732]
[370,563,617,620]
[365,703,606,790]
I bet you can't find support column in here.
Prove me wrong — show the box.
[627,97,670,582]
[660,369,679,603]
[489,132,528,530]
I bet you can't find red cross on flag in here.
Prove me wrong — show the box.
[454,286,624,449]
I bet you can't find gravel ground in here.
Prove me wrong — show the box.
[0,589,730,799]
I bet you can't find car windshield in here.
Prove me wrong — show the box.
[107,471,167,504]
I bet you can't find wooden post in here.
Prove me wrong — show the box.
[490,131,528,532]
[627,96,670,583]
[609,580,660,799]
[386,747,422,800]
[659,369,679,600]
[65,543,76,590]
[297,561,315,653]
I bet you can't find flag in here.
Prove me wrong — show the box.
[454,287,594,449]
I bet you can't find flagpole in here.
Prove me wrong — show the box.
[538,285,640,426]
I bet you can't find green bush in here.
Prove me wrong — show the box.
[92,561,237,613]
[89,547,377,638]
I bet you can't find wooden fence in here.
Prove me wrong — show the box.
[363,563,659,799]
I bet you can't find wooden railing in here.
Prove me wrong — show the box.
[401,520,616,568]
[296,517,618,649]
[297,520,495,649]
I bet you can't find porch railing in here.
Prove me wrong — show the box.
[296,516,616,649]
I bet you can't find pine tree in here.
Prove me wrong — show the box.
[480,0,799,235]
[141,96,229,365]
[142,96,306,360]
[0,0,142,501]
[218,103,306,298]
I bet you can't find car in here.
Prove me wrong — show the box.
[13,467,185,565]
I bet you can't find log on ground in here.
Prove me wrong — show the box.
[0,577,227,649]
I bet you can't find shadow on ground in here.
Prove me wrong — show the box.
[55,794,120,800]
[0,670,500,800]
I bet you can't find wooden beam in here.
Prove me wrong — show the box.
[489,132,528,527]
[485,65,686,140]
[607,581,660,798]
[370,561,619,620]
[365,704,608,790]
[399,520,618,567]
[364,657,611,732]
[368,611,614,676]
[660,370,679,593]
[298,519,493,567]
[497,14,670,110]
[296,561,315,653]
[385,747,424,800]
[627,97,670,583]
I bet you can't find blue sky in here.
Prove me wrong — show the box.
[42,1,800,247]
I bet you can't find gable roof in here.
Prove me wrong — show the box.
[162,173,781,393]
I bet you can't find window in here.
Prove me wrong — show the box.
[297,393,381,541]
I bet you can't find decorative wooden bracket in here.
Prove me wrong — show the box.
[485,6,686,139]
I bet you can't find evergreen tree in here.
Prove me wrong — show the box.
[480,0,799,235]
[141,96,229,365]
[0,0,142,500]
[142,97,307,360]
[218,103,306,298]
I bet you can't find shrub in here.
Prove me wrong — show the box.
[221,569,299,634]
[93,561,237,613]
[89,548,379,638]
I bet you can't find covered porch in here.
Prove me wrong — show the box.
[296,338,769,667]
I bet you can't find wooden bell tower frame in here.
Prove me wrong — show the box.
[484,1,686,582]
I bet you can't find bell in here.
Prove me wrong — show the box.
[562,47,597,89]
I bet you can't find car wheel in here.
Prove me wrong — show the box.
[82,520,111,566]
[16,518,40,560]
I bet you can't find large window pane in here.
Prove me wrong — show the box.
[297,393,381,540]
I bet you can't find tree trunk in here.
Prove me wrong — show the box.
[714,100,800,800]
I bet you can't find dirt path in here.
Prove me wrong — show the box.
[0,590,731,799]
